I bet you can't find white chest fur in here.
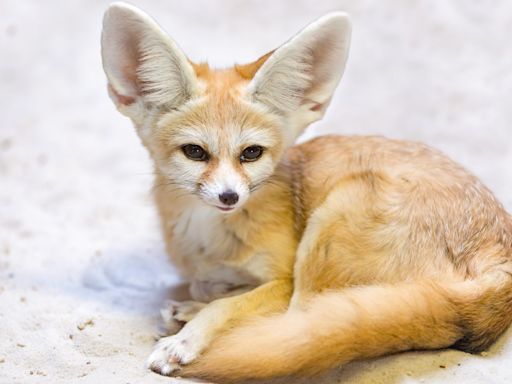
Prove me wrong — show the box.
[169,202,266,294]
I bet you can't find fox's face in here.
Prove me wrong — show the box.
[101,3,351,212]
[151,78,285,211]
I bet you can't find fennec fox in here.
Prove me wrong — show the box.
[101,2,512,381]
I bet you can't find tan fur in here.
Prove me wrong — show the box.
[181,136,512,380]
[101,3,512,381]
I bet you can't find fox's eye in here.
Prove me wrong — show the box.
[240,146,264,162]
[182,144,208,161]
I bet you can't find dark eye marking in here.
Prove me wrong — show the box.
[181,144,209,161]
[240,146,264,163]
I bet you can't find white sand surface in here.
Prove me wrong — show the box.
[1,1,511,383]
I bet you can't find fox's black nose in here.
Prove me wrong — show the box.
[219,190,239,206]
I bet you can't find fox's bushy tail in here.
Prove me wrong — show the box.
[182,265,512,382]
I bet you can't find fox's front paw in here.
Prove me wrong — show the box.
[147,331,203,376]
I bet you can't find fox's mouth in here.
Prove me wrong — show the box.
[216,205,235,212]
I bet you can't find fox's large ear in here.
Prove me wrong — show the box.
[101,2,197,116]
[246,13,351,140]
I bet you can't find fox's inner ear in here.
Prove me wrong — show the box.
[245,13,351,141]
[101,3,197,112]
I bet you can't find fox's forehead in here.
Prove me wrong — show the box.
[191,52,272,91]
[156,67,283,157]
[192,64,248,97]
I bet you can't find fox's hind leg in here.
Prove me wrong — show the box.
[290,179,384,306]
[289,174,441,308]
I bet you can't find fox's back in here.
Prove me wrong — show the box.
[286,134,500,216]
[286,135,512,282]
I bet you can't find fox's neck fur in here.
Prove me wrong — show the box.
[153,158,298,301]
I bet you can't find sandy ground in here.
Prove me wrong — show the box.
[1,1,512,383]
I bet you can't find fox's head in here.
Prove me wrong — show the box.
[101,2,351,213]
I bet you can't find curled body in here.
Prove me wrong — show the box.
[101,3,512,381]
[155,134,512,380]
